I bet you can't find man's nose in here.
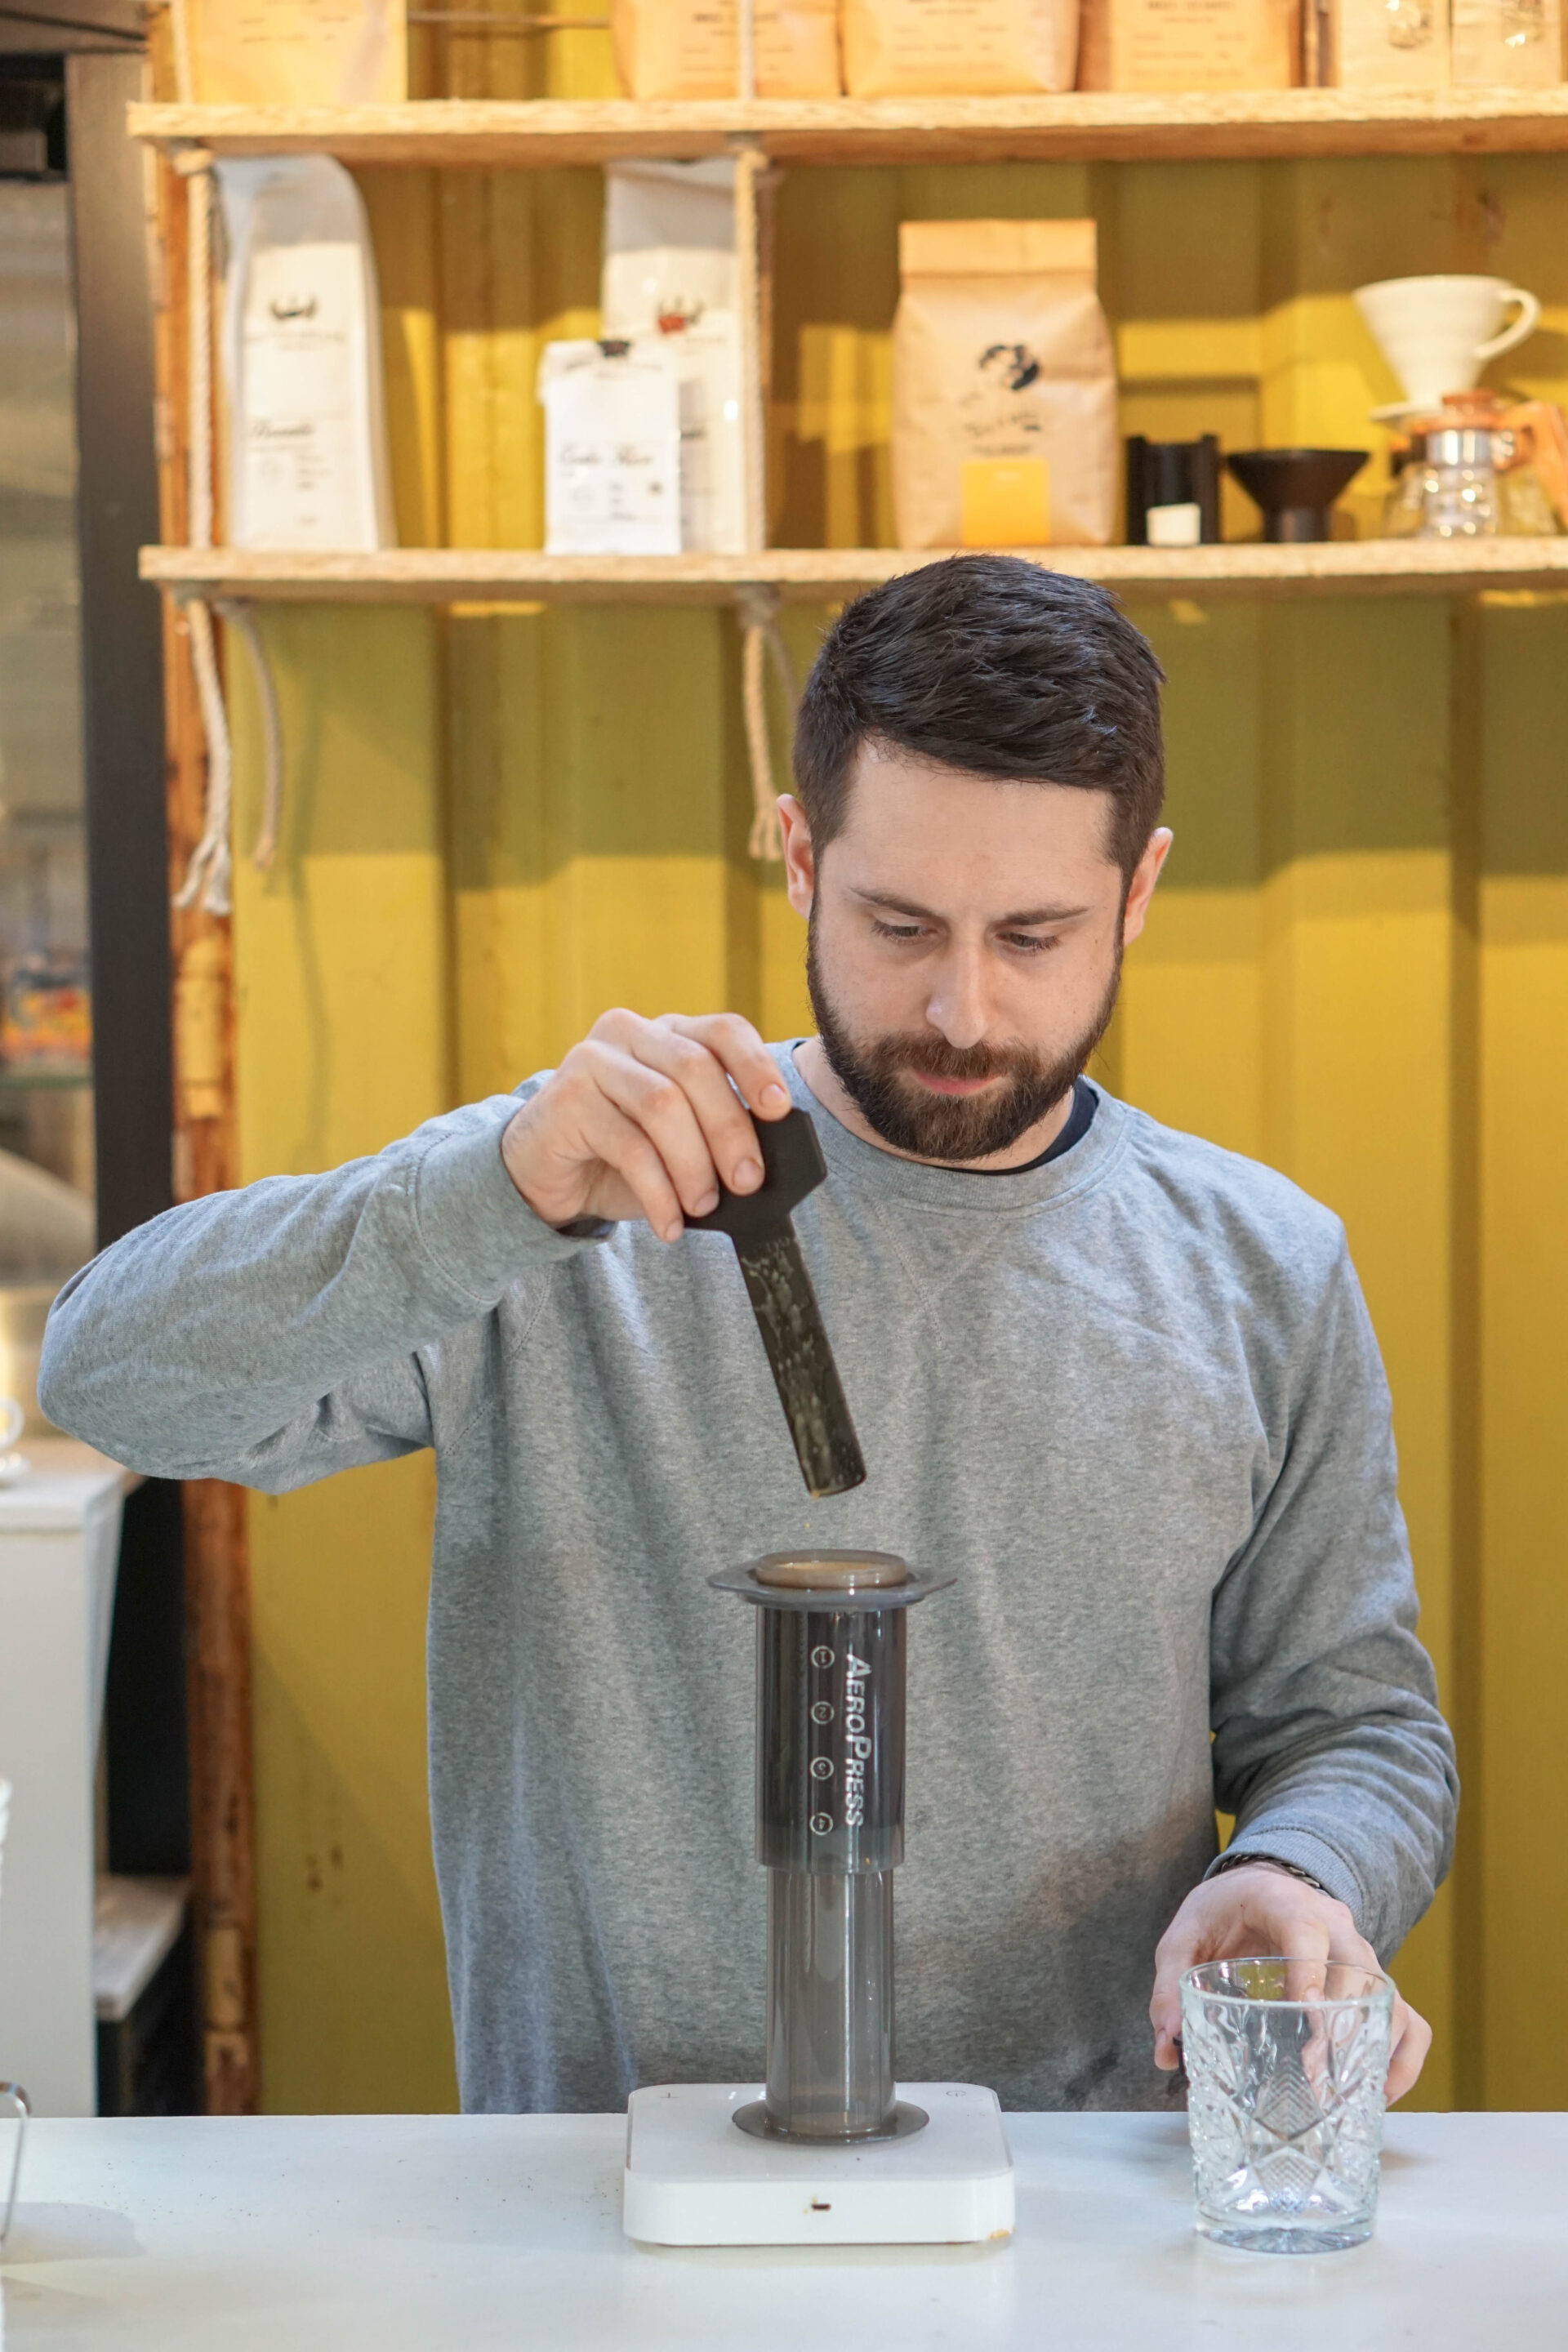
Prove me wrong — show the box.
[924,946,992,1050]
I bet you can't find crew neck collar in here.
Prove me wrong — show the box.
[775,1041,1127,1216]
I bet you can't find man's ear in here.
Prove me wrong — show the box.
[1122,826,1173,948]
[779,796,816,919]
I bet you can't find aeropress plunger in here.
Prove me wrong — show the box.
[622,1112,1012,2245]
[710,1549,950,2142]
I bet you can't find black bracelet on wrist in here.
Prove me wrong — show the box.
[1213,1851,1330,1897]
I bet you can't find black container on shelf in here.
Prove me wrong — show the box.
[1125,434,1223,547]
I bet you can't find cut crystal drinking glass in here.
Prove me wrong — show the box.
[1180,1958,1394,2253]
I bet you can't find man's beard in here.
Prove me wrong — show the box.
[806,917,1121,1165]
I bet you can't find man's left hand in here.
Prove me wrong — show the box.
[1149,1861,1432,2102]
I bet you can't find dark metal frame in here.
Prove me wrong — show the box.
[0,2,140,53]
[67,42,177,1250]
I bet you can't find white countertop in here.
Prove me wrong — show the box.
[2,2109,1566,2349]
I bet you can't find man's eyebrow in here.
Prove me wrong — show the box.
[850,887,1093,926]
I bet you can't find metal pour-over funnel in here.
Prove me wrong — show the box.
[712,1550,950,2143]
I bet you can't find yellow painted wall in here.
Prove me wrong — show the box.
[226,28,1568,2115]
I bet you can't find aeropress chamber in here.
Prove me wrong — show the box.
[716,1549,943,2142]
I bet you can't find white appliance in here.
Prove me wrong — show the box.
[0,1440,133,2114]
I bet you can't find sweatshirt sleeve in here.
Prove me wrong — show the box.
[1205,1236,1459,1961]
[38,1089,596,1493]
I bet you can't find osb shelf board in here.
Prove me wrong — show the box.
[127,90,1568,167]
[141,541,1568,605]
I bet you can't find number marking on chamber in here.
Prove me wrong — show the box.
[809,1756,833,1780]
[810,1646,834,1668]
[810,1700,833,1723]
[808,1811,833,1835]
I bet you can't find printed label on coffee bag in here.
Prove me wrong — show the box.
[961,457,1053,546]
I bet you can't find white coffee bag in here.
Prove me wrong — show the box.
[539,341,684,556]
[601,163,746,555]
[216,157,396,552]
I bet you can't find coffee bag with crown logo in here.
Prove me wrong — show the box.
[891,220,1117,550]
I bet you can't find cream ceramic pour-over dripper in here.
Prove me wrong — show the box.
[1354,274,1542,420]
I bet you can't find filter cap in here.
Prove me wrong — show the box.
[712,1554,951,1612]
[754,1551,908,1592]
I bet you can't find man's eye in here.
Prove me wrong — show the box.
[1002,933,1058,956]
[870,919,927,942]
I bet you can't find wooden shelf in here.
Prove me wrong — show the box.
[140,541,1568,605]
[127,89,1568,169]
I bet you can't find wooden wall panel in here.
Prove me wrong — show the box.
[1475,599,1568,2108]
[228,605,453,2110]
[223,127,1568,2117]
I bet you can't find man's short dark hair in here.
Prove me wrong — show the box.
[792,556,1166,880]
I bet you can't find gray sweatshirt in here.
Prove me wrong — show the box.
[40,1050,1457,2115]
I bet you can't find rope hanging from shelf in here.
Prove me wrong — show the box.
[217,599,285,872]
[172,154,235,919]
[172,149,287,916]
[733,87,786,861]
[738,586,795,864]
[737,0,757,100]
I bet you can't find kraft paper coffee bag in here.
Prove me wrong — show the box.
[1303,0,1449,83]
[178,0,406,103]
[891,220,1117,550]
[1451,0,1558,83]
[611,0,841,96]
[1078,0,1294,87]
[842,0,1078,95]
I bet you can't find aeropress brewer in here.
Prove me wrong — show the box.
[623,1548,1014,2246]
[723,1548,942,2149]
[617,1112,1013,2247]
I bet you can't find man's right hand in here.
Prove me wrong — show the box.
[501,1011,792,1241]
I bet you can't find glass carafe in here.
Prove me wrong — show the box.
[1385,427,1503,538]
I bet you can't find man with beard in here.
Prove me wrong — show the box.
[42,557,1455,2117]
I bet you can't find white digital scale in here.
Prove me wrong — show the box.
[624,2080,1014,2247]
